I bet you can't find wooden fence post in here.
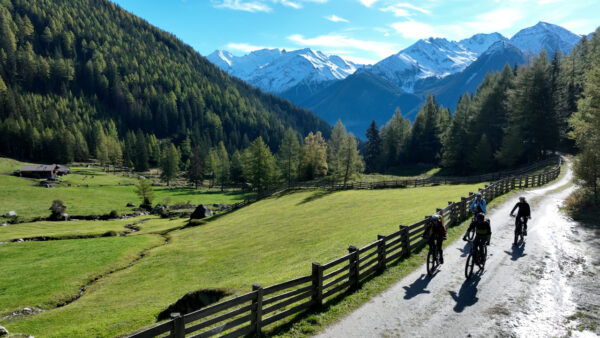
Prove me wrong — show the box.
[170,313,185,338]
[251,284,263,335]
[511,177,515,190]
[348,246,360,290]
[400,225,410,258]
[460,197,467,221]
[376,235,386,272]
[311,263,323,308]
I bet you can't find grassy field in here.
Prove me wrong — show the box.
[0,216,162,242]
[3,183,485,337]
[0,235,163,317]
[0,158,253,220]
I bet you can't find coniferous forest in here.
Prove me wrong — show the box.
[0,0,330,165]
[363,29,600,175]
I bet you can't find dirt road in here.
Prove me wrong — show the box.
[316,161,600,338]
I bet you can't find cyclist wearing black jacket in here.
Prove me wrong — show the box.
[510,196,531,235]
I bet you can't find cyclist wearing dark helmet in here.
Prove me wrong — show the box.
[423,214,447,263]
[510,196,531,236]
[473,212,492,246]
[463,192,487,241]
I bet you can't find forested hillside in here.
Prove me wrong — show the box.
[363,28,599,175]
[0,0,330,164]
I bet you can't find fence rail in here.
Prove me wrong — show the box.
[129,158,562,338]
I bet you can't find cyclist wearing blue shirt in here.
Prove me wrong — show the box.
[463,192,487,241]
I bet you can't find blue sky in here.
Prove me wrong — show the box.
[111,0,599,64]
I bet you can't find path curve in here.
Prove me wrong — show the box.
[316,160,600,338]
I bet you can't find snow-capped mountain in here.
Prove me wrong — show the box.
[207,48,361,93]
[510,21,581,56]
[367,33,507,92]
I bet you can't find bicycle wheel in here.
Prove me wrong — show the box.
[480,245,487,270]
[465,253,475,279]
[466,227,475,241]
[427,248,434,276]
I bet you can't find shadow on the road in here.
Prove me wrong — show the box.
[504,242,527,261]
[457,241,473,258]
[449,274,481,313]
[403,273,438,299]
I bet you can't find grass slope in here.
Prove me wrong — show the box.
[5,183,483,337]
[0,235,163,317]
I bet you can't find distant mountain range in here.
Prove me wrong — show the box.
[207,22,586,136]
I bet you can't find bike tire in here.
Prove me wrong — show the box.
[427,249,434,276]
[465,253,475,279]
[466,228,475,241]
[480,245,487,270]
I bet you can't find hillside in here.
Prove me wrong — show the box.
[0,0,330,163]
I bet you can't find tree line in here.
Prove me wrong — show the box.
[158,122,364,191]
[0,0,330,164]
[363,31,595,175]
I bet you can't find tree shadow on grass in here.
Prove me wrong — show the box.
[449,273,481,313]
[297,190,337,205]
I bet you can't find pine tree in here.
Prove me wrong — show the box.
[186,150,204,189]
[134,130,149,172]
[135,178,155,209]
[299,131,328,180]
[364,120,382,173]
[381,109,411,169]
[338,133,364,186]
[407,94,445,164]
[243,137,277,192]
[214,141,230,190]
[469,134,494,172]
[230,150,244,184]
[277,128,300,187]
[160,142,180,186]
[441,94,472,174]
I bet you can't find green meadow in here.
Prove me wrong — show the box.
[2,183,483,337]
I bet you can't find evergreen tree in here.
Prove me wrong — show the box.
[441,94,472,174]
[230,150,244,184]
[407,94,445,164]
[214,141,230,190]
[243,137,277,192]
[364,120,382,173]
[135,178,155,209]
[299,131,328,180]
[338,133,364,186]
[327,120,346,179]
[134,130,150,172]
[160,143,180,186]
[498,50,558,166]
[381,109,411,169]
[469,134,494,172]
[186,150,204,189]
[277,128,300,187]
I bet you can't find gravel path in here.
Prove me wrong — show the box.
[316,161,600,338]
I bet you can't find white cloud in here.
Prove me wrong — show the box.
[288,33,399,58]
[390,21,438,39]
[213,0,272,12]
[325,15,349,23]
[212,0,327,12]
[537,0,564,4]
[381,3,431,16]
[464,8,525,32]
[359,0,378,7]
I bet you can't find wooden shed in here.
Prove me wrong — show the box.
[19,164,70,179]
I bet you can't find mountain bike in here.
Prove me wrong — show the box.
[426,238,443,276]
[512,215,526,245]
[465,238,487,279]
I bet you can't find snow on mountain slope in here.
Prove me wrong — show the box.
[207,48,361,93]
[510,21,581,56]
[367,33,506,92]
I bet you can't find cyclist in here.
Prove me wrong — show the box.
[510,196,531,237]
[473,212,491,258]
[463,192,487,241]
[423,214,447,264]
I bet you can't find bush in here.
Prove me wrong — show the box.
[108,210,120,219]
[49,200,66,220]
[102,231,119,237]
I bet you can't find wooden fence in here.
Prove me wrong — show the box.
[128,158,562,338]
[288,157,559,191]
